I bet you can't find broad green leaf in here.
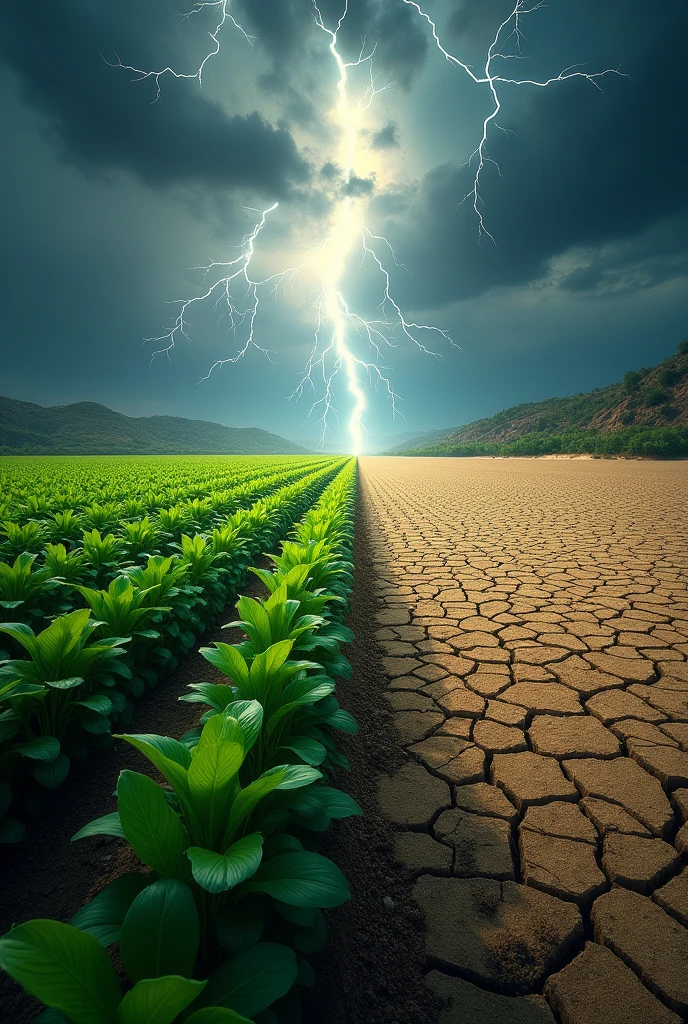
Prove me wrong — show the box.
[241,852,350,908]
[0,620,37,651]
[71,874,149,946]
[14,735,60,761]
[33,753,70,789]
[246,641,294,701]
[81,711,111,735]
[179,683,235,710]
[197,943,297,1017]
[199,643,249,688]
[187,716,245,845]
[115,733,191,770]
[117,976,206,1024]
[34,1009,69,1024]
[0,919,120,1024]
[186,1009,253,1024]
[72,812,124,842]
[313,787,363,819]
[223,700,263,753]
[115,735,194,829]
[196,711,245,753]
[323,709,358,733]
[75,695,113,716]
[225,765,320,842]
[296,956,315,988]
[187,833,263,895]
[265,682,335,736]
[269,901,315,927]
[277,737,326,767]
[45,677,85,691]
[263,834,303,857]
[120,880,199,983]
[117,771,188,877]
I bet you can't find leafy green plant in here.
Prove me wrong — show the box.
[259,540,352,601]
[0,916,253,1024]
[81,530,127,581]
[0,553,57,625]
[122,555,189,607]
[226,587,353,682]
[43,543,89,585]
[61,703,350,1015]
[183,498,216,532]
[0,457,348,841]
[0,609,130,789]
[45,510,84,547]
[156,504,193,543]
[80,502,122,533]
[0,520,47,558]
[73,577,167,642]
[122,497,147,519]
[643,387,668,407]
[120,517,160,559]
[23,495,52,518]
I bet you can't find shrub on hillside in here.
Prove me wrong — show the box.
[643,387,668,407]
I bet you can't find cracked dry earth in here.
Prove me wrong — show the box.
[362,456,688,1024]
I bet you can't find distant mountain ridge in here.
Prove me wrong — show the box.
[0,397,310,455]
[387,341,688,457]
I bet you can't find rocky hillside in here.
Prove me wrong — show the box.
[0,397,310,455]
[393,341,688,455]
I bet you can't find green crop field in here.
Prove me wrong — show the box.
[0,454,359,1022]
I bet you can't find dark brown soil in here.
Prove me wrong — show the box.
[303,477,439,1024]
[0,575,264,1023]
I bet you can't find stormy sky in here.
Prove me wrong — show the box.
[1,0,687,449]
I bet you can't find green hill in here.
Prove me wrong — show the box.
[391,340,688,459]
[0,397,310,455]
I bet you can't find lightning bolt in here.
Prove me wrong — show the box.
[116,0,621,453]
[403,0,625,242]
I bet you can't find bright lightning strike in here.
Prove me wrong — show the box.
[119,0,621,454]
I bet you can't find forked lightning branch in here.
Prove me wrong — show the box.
[115,0,621,453]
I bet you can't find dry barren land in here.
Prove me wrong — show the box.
[363,456,688,1024]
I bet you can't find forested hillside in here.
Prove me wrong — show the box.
[394,340,688,458]
[0,397,309,455]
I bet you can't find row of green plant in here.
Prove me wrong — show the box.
[0,459,359,1024]
[0,459,336,552]
[0,477,343,631]
[0,461,344,632]
[0,456,330,524]
[403,423,688,458]
[0,460,348,842]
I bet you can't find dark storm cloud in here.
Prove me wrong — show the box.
[0,0,309,199]
[371,121,400,149]
[385,0,688,307]
[238,0,428,89]
[558,212,688,296]
[342,175,376,197]
[447,0,521,47]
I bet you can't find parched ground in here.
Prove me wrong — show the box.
[363,456,688,1024]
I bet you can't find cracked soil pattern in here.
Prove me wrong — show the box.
[363,456,688,1024]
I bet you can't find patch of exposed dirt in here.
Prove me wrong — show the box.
[303,480,440,1024]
